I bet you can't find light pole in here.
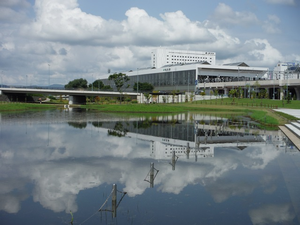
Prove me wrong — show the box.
[48,64,50,88]
[92,74,93,91]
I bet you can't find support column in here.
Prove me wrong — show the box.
[224,88,228,96]
[69,95,86,105]
[280,88,284,100]
[150,162,154,188]
[112,184,117,218]
[295,87,300,100]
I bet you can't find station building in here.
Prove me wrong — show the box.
[102,49,269,94]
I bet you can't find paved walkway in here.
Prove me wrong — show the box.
[274,109,300,119]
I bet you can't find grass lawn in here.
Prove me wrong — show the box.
[0,102,58,112]
[1,97,299,129]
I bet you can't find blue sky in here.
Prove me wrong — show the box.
[0,0,299,86]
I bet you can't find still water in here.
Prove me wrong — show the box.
[0,109,299,225]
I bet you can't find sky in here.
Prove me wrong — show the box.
[0,0,299,86]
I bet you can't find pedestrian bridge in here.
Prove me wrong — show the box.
[0,87,140,104]
[196,78,300,100]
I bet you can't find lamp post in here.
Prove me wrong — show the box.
[92,74,93,91]
[48,64,50,88]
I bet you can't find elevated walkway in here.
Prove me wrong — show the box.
[279,121,300,150]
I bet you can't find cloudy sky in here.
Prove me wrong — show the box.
[0,0,299,86]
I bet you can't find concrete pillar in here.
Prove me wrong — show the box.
[295,87,300,100]
[69,95,86,105]
[186,142,190,159]
[171,151,176,171]
[280,88,284,100]
[150,162,154,188]
[224,88,228,96]
[112,184,117,218]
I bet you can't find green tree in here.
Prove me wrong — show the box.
[229,89,237,102]
[89,79,112,90]
[144,93,152,103]
[133,82,154,92]
[200,91,206,100]
[89,79,104,90]
[108,73,130,103]
[65,78,88,89]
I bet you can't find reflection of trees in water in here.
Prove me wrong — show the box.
[68,122,87,129]
[92,121,103,128]
[108,122,129,137]
[133,119,179,129]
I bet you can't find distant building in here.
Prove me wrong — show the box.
[151,48,216,68]
[273,62,300,80]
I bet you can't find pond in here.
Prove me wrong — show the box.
[0,109,299,225]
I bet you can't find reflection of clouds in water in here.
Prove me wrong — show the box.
[249,203,295,225]
[0,122,285,214]
[202,178,256,203]
[244,145,280,170]
[0,178,29,213]
[0,194,28,213]
[259,174,278,194]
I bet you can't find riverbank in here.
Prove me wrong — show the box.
[0,102,59,112]
[81,98,299,128]
[1,98,299,129]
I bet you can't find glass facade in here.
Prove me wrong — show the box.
[129,70,196,88]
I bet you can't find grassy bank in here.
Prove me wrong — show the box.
[82,98,300,128]
[0,102,58,112]
[1,98,299,129]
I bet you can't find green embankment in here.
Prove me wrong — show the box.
[1,97,299,129]
[0,102,58,112]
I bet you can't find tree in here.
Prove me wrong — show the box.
[89,79,104,90]
[133,82,154,92]
[65,78,88,89]
[200,91,206,100]
[89,79,112,90]
[144,93,151,103]
[229,89,237,102]
[108,73,130,103]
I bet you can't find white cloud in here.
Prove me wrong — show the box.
[265,0,296,5]
[262,15,281,34]
[0,0,30,8]
[211,3,259,27]
[245,39,283,66]
[0,0,296,85]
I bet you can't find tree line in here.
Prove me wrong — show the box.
[65,73,154,93]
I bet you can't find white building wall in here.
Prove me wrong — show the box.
[151,49,216,68]
[273,62,300,80]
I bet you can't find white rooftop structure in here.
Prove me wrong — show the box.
[273,61,300,80]
[151,48,216,68]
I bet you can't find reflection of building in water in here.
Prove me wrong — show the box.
[150,141,214,160]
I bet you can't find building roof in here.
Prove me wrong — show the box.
[223,62,249,67]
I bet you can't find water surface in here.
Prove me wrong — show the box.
[0,109,299,225]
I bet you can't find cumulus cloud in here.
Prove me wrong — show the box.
[0,0,30,23]
[211,3,259,27]
[0,0,297,86]
[244,39,283,67]
[262,14,281,34]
